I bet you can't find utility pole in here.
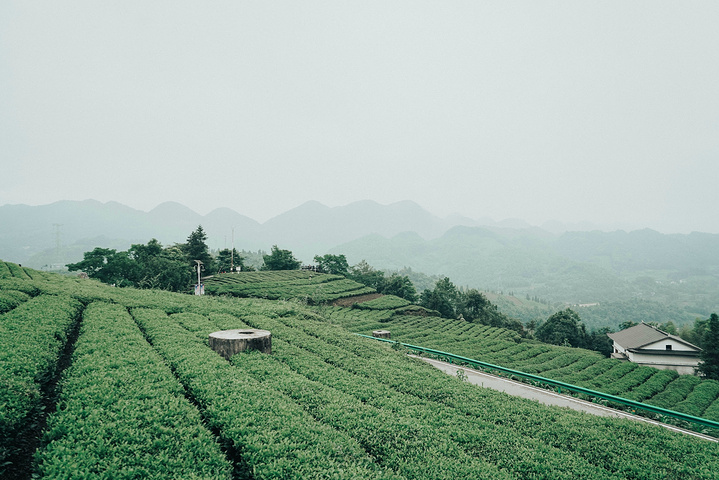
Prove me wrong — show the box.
[194,260,204,295]
[231,227,234,272]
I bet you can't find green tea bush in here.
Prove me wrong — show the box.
[0,295,81,475]
[0,289,30,313]
[35,302,231,479]
[132,308,399,480]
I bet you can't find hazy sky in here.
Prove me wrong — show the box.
[2,2,718,233]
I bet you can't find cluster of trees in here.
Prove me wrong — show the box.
[67,230,328,291]
[261,245,301,271]
[416,276,524,334]
[68,226,249,292]
[532,309,614,356]
[344,259,418,302]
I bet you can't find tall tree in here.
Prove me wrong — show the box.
[535,309,588,348]
[420,277,458,318]
[586,327,614,357]
[348,260,385,290]
[382,273,418,303]
[128,238,163,263]
[131,239,190,291]
[697,313,719,380]
[314,254,349,276]
[261,245,301,270]
[67,247,137,286]
[183,225,214,273]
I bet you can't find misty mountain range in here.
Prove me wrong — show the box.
[0,199,597,267]
[1,199,718,318]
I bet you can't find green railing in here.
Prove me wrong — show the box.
[356,334,719,434]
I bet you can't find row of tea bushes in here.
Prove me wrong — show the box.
[0,289,30,313]
[1,261,32,280]
[328,305,719,420]
[2,263,718,478]
[676,381,719,418]
[179,309,568,478]
[131,307,401,480]
[260,310,719,480]
[0,294,82,474]
[0,261,13,278]
[203,271,375,303]
[34,302,232,479]
[176,304,719,480]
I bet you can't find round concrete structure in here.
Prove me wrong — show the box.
[209,329,272,359]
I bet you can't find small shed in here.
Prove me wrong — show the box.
[607,322,701,375]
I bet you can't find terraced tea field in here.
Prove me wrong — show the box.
[1,262,718,479]
[325,304,719,423]
[203,270,375,303]
[170,271,719,425]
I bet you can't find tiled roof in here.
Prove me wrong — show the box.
[607,322,701,351]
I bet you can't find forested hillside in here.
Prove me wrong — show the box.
[2,262,718,479]
[334,226,719,329]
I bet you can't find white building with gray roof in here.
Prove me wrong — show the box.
[607,322,702,375]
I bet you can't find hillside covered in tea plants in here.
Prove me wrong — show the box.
[1,262,718,479]
[205,270,719,424]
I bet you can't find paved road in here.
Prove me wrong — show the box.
[417,356,718,442]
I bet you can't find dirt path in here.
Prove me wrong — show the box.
[417,356,718,442]
[331,293,382,307]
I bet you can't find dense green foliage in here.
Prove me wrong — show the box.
[0,289,30,314]
[0,294,82,474]
[183,225,215,272]
[65,226,258,291]
[216,247,252,272]
[35,302,231,478]
[313,253,350,276]
[697,313,719,380]
[67,235,201,291]
[535,309,587,347]
[419,277,524,334]
[261,245,301,270]
[348,261,418,302]
[2,261,719,479]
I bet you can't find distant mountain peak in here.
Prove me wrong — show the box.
[149,201,200,216]
[299,200,329,208]
[388,199,423,209]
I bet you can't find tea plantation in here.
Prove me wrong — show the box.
[206,271,719,422]
[2,263,718,479]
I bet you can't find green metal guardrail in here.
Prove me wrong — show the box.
[356,333,719,433]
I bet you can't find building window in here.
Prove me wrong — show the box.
[666,345,672,351]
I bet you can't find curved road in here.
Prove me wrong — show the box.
[417,356,717,442]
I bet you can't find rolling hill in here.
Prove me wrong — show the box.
[1,262,718,479]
